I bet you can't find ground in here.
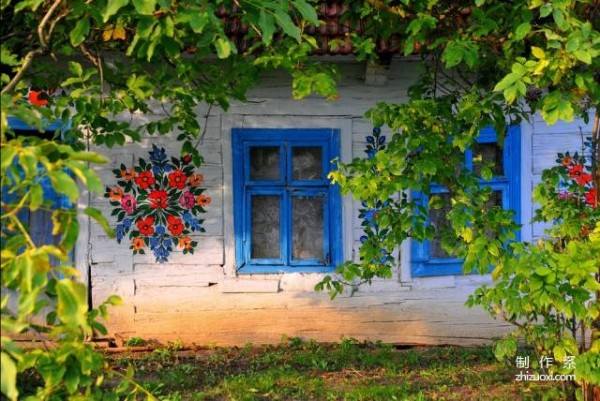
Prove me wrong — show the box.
[101,339,573,400]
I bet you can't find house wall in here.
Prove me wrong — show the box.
[81,59,595,346]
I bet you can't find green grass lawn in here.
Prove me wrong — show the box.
[108,338,573,401]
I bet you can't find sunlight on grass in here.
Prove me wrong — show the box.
[105,339,573,401]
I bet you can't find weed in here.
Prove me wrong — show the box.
[124,336,147,347]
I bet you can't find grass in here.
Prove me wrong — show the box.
[107,338,574,401]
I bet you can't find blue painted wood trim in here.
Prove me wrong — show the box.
[232,128,341,274]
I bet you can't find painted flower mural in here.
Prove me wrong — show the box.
[105,144,209,262]
[557,150,597,209]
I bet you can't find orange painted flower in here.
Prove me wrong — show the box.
[109,186,124,201]
[135,170,155,189]
[179,236,192,250]
[189,174,204,186]
[168,169,187,189]
[196,194,210,208]
[561,155,572,166]
[132,237,145,250]
[121,167,135,181]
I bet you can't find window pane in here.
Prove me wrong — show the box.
[250,147,280,180]
[251,195,280,259]
[473,143,503,176]
[292,147,322,180]
[430,193,453,259]
[292,196,324,261]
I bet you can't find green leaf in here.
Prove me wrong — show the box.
[531,46,545,59]
[214,38,232,59]
[514,22,531,40]
[84,207,114,237]
[70,151,110,164]
[0,352,18,401]
[49,170,79,202]
[29,183,43,211]
[573,50,592,64]
[70,18,90,46]
[132,0,155,15]
[0,147,16,171]
[103,0,129,23]
[275,9,301,42]
[258,10,276,44]
[293,0,318,25]
[56,279,89,327]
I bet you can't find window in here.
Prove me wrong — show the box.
[232,128,342,273]
[411,125,521,277]
[3,117,74,265]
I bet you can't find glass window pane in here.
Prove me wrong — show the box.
[292,146,322,180]
[251,195,280,259]
[250,147,280,181]
[430,193,453,259]
[292,196,324,261]
[473,143,503,176]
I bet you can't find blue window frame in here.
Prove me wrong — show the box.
[411,125,521,277]
[232,128,342,273]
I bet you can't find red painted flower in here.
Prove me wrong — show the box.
[585,187,597,208]
[149,190,168,209]
[568,164,592,186]
[135,170,155,189]
[167,215,184,235]
[168,169,187,189]
[137,216,155,236]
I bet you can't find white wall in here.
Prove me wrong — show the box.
[82,59,593,346]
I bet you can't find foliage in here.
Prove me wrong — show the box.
[105,144,209,262]
[314,0,599,398]
[467,144,600,391]
[1,0,330,399]
[0,137,159,399]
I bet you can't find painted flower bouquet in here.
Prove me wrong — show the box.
[105,144,210,262]
[556,150,597,209]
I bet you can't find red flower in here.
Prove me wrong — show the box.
[137,216,155,236]
[168,170,187,189]
[149,190,168,209]
[585,187,597,208]
[28,90,50,106]
[167,215,184,235]
[135,170,155,189]
[568,164,592,186]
